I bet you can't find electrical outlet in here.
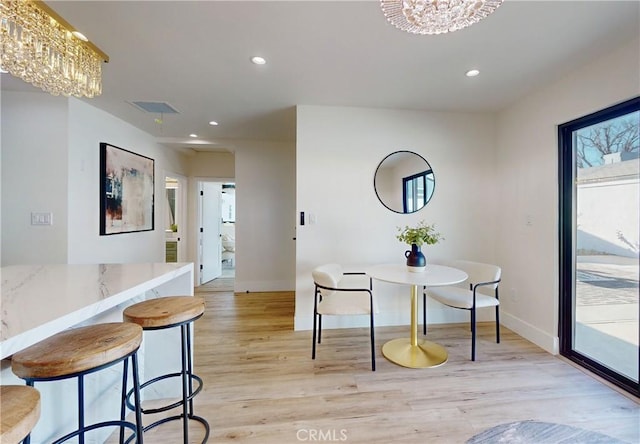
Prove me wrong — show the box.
[510,288,518,302]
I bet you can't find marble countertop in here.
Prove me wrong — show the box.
[1,262,193,359]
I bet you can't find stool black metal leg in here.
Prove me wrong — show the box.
[78,374,85,444]
[24,381,35,444]
[122,316,209,443]
[181,324,189,444]
[187,324,195,416]
[119,358,129,444]
[131,353,144,444]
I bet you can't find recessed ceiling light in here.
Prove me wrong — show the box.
[209,121,219,126]
[189,134,198,138]
[251,56,266,65]
[466,69,480,77]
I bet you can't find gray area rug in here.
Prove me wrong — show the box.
[467,420,628,444]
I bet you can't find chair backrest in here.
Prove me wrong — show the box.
[312,264,343,296]
[451,260,501,292]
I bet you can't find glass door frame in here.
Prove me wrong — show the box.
[558,96,640,397]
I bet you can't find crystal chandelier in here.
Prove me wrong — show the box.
[0,0,108,98]
[381,0,504,35]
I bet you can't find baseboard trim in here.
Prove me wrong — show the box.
[235,279,294,293]
[295,308,485,332]
[501,311,558,354]
[295,309,559,356]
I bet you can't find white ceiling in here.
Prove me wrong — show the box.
[2,1,639,152]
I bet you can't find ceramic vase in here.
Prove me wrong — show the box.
[405,244,426,273]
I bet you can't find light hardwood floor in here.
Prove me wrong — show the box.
[132,287,639,444]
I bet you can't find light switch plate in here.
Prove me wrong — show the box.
[31,212,53,225]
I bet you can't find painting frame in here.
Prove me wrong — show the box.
[100,142,155,235]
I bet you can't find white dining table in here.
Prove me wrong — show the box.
[366,263,468,368]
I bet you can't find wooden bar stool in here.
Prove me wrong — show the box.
[123,296,209,443]
[11,323,144,444]
[0,385,40,444]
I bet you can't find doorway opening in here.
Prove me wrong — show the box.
[196,180,236,287]
[164,174,186,263]
[220,183,236,278]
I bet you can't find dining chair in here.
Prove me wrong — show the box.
[312,264,377,371]
[423,260,501,361]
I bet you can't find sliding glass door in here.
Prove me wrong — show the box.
[559,97,639,396]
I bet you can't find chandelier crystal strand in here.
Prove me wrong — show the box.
[0,0,106,97]
[381,0,504,35]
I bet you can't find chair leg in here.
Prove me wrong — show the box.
[317,314,322,344]
[496,305,500,344]
[369,312,376,371]
[312,312,317,359]
[471,309,476,361]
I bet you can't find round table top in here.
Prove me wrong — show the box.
[366,263,468,287]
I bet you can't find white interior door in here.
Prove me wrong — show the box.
[199,182,222,284]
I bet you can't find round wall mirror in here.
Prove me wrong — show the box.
[374,151,435,214]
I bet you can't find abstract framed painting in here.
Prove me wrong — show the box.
[100,142,155,235]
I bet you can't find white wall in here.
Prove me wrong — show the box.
[67,99,190,264]
[234,140,297,292]
[495,37,640,354]
[577,177,639,258]
[185,151,235,283]
[2,93,296,292]
[188,151,235,178]
[1,92,191,265]
[184,145,296,292]
[1,92,69,265]
[295,106,497,330]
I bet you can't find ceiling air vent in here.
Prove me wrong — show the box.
[130,101,180,114]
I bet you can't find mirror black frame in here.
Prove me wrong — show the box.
[374,150,435,214]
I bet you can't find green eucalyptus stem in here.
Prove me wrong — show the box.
[396,221,443,247]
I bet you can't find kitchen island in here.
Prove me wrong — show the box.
[0,262,194,443]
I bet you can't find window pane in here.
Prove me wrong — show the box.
[574,110,639,382]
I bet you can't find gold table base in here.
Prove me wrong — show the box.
[366,265,467,370]
[382,338,448,368]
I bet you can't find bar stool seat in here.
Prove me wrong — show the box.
[123,296,205,329]
[12,323,142,379]
[0,385,40,444]
[11,323,144,444]
[123,296,209,443]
